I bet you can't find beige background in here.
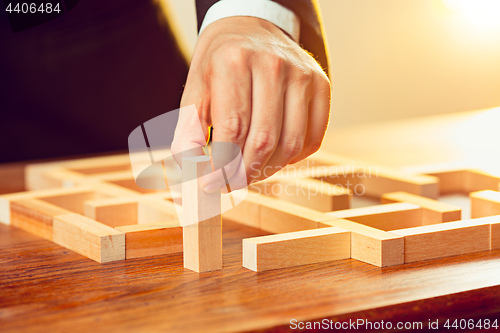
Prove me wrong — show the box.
[164,0,500,129]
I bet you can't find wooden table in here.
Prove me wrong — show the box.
[2,109,500,332]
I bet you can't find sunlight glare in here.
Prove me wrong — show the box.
[442,0,500,30]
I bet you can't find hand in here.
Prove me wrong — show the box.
[172,16,331,188]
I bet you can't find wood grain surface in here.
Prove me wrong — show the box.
[3,111,500,332]
[1,219,500,333]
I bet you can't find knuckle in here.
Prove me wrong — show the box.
[214,44,248,69]
[264,54,286,78]
[304,139,323,156]
[249,130,278,155]
[282,136,304,158]
[294,69,314,85]
[217,116,247,143]
[316,74,331,93]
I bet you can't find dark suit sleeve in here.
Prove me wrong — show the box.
[195,0,330,77]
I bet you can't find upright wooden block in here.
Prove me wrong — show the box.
[243,227,350,272]
[320,218,404,267]
[116,221,182,259]
[390,218,492,263]
[53,214,125,263]
[10,199,73,241]
[326,202,422,231]
[470,190,500,219]
[381,191,461,223]
[182,156,222,273]
[84,197,139,227]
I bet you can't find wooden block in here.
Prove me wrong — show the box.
[381,191,461,223]
[326,202,422,231]
[82,170,168,194]
[259,196,328,233]
[53,214,125,263]
[269,177,351,212]
[138,199,179,224]
[464,170,500,193]
[84,197,139,227]
[250,177,351,212]
[302,165,364,189]
[279,150,351,169]
[10,199,73,241]
[320,218,404,267]
[470,190,500,219]
[390,218,492,263]
[182,156,222,273]
[39,190,98,215]
[116,221,182,259]
[298,150,352,167]
[221,191,265,228]
[52,154,132,174]
[77,181,141,197]
[0,186,94,225]
[36,168,88,189]
[360,166,439,199]
[143,191,182,201]
[243,227,350,272]
[492,218,500,250]
[24,163,66,190]
[426,169,466,194]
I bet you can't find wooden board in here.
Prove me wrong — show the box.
[464,169,500,193]
[10,199,73,241]
[0,186,96,225]
[258,196,328,233]
[390,217,495,263]
[243,227,350,271]
[381,191,461,223]
[53,213,125,263]
[425,169,466,194]
[221,191,265,229]
[319,218,404,267]
[360,166,439,199]
[5,109,500,331]
[115,221,182,259]
[137,199,179,224]
[250,176,351,212]
[326,202,422,231]
[470,190,500,219]
[84,197,139,227]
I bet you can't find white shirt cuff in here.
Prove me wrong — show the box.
[199,0,301,42]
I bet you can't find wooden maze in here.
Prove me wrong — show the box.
[1,150,500,272]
